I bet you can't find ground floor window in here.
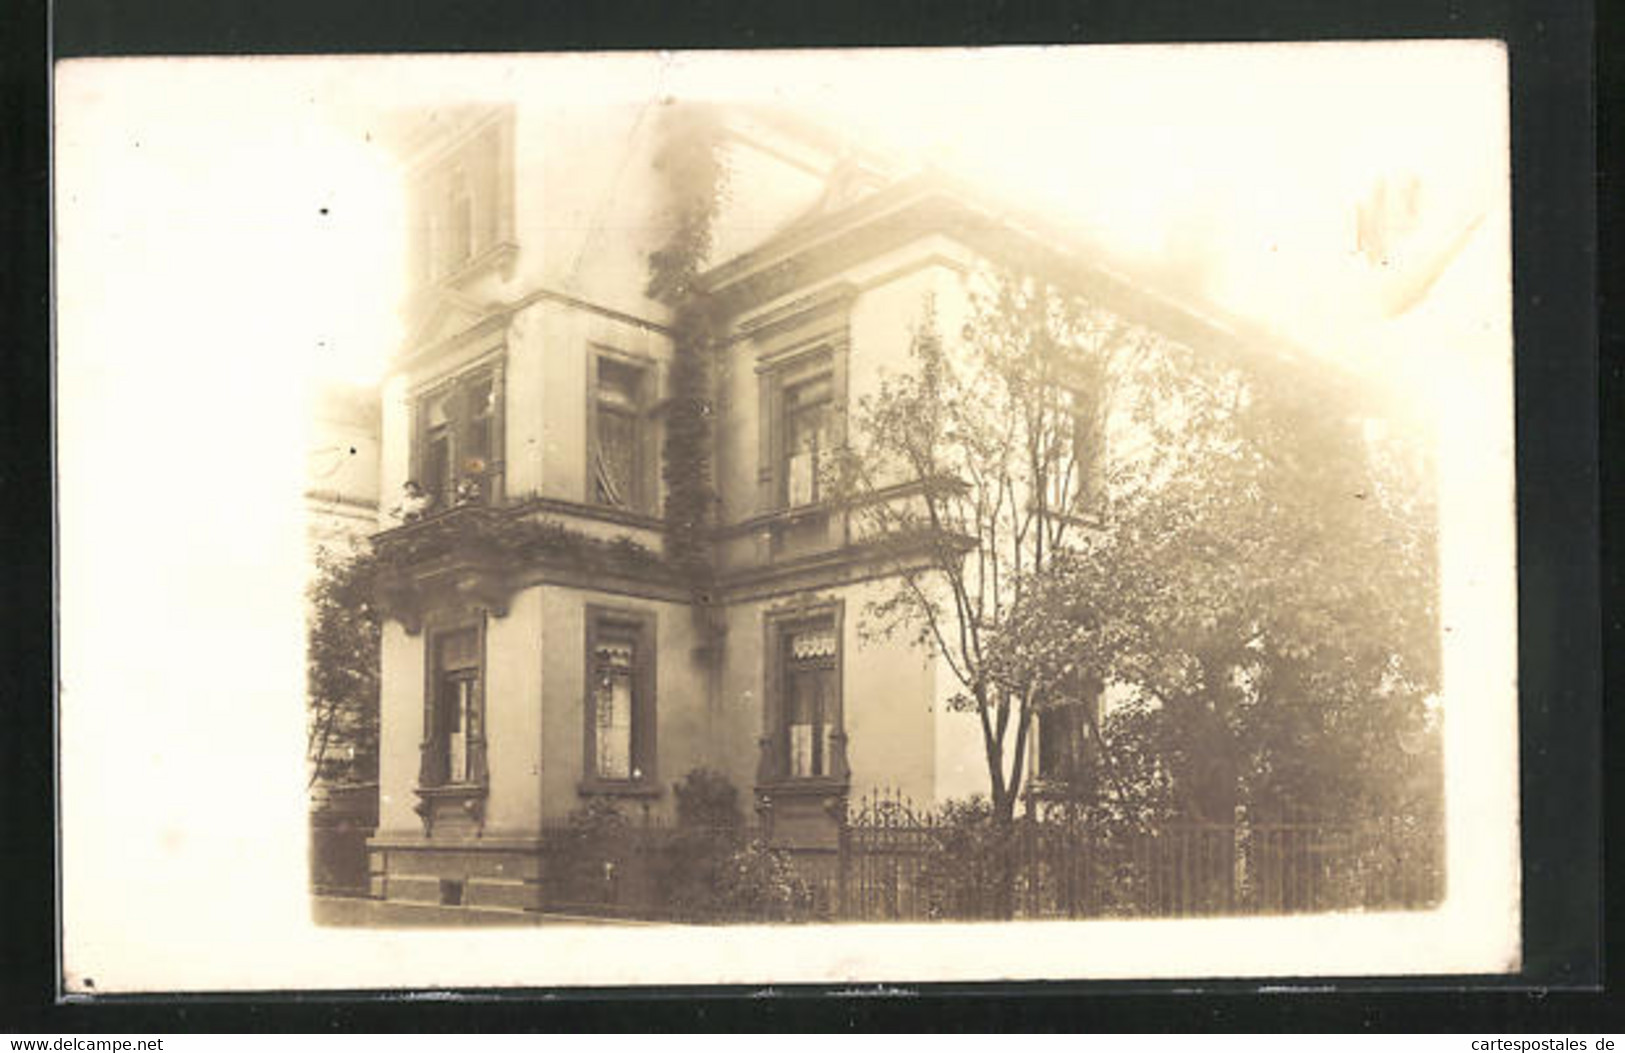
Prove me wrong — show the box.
[583,608,657,791]
[784,625,838,777]
[1035,683,1102,785]
[592,633,636,779]
[1036,704,1083,783]
[763,607,846,785]
[423,625,483,788]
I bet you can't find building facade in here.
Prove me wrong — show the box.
[363,103,1260,912]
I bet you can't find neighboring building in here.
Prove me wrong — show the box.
[306,381,383,894]
[363,102,1279,912]
[307,382,382,555]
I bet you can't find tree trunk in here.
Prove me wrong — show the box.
[988,792,1019,920]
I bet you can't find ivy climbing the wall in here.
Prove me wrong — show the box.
[646,102,729,599]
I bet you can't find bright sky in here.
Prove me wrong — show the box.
[61,45,1507,395]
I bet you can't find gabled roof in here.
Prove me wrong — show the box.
[700,162,1349,391]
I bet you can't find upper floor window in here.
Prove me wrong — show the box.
[422,625,486,789]
[414,365,503,512]
[758,346,842,514]
[591,356,651,513]
[783,374,832,508]
[583,608,658,793]
[1043,381,1106,518]
[409,113,514,287]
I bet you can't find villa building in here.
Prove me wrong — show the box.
[362,102,1280,912]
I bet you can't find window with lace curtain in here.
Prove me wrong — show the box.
[591,356,649,513]
[761,607,846,786]
[582,608,657,793]
[783,624,838,777]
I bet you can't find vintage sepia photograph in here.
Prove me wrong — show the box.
[56,44,1520,990]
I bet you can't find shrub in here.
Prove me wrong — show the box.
[554,798,633,906]
[714,839,815,923]
[664,768,747,920]
[672,767,745,830]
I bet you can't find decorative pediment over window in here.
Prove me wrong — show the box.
[402,291,499,355]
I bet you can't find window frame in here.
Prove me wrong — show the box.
[411,360,505,512]
[760,602,847,789]
[756,340,847,515]
[1047,375,1108,520]
[1033,679,1104,786]
[780,372,834,509]
[408,110,516,288]
[580,605,659,796]
[419,619,488,792]
[587,350,656,515]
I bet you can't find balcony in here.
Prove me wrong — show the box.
[372,501,682,632]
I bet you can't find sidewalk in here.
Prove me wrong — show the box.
[311,895,659,928]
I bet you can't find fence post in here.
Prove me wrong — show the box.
[837,794,851,919]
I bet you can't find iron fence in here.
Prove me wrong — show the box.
[528,790,1443,923]
[836,788,1444,921]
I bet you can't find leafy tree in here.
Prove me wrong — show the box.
[834,272,1190,833]
[837,265,1441,911]
[991,355,1442,835]
[307,546,381,788]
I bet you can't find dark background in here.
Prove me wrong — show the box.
[2,0,1606,1032]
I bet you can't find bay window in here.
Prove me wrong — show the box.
[413,365,503,511]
